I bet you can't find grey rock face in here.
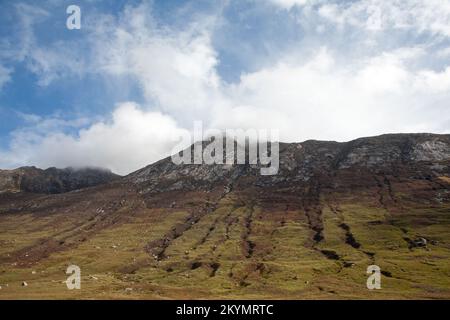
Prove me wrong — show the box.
[126,133,450,195]
[413,139,450,161]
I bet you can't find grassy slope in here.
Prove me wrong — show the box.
[0,185,449,299]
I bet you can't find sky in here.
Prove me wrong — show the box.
[0,0,449,175]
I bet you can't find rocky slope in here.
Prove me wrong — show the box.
[0,133,449,299]
[128,133,450,194]
[0,166,120,194]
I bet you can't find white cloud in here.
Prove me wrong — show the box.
[14,3,50,61]
[25,41,87,86]
[1,103,189,175]
[437,47,450,58]
[90,3,222,126]
[0,64,12,90]
[317,0,450,37]
[220,47,450,142]
[268,0,319,10]
[2,3,87,86]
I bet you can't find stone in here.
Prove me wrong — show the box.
[413,237,427,247]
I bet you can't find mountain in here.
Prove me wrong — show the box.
[0,166,120,194]
[0,133,449,299]
[128,133,450,193]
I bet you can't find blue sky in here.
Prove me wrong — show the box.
[0,0,450,174]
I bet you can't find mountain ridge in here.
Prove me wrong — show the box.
[126,132,450,195]
[0,132,449,299]
[0,166,120,194]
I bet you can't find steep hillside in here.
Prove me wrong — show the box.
[0,133,449,299]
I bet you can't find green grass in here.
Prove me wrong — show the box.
[1,193,449,299]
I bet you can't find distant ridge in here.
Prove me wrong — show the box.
[0,166,120,194]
